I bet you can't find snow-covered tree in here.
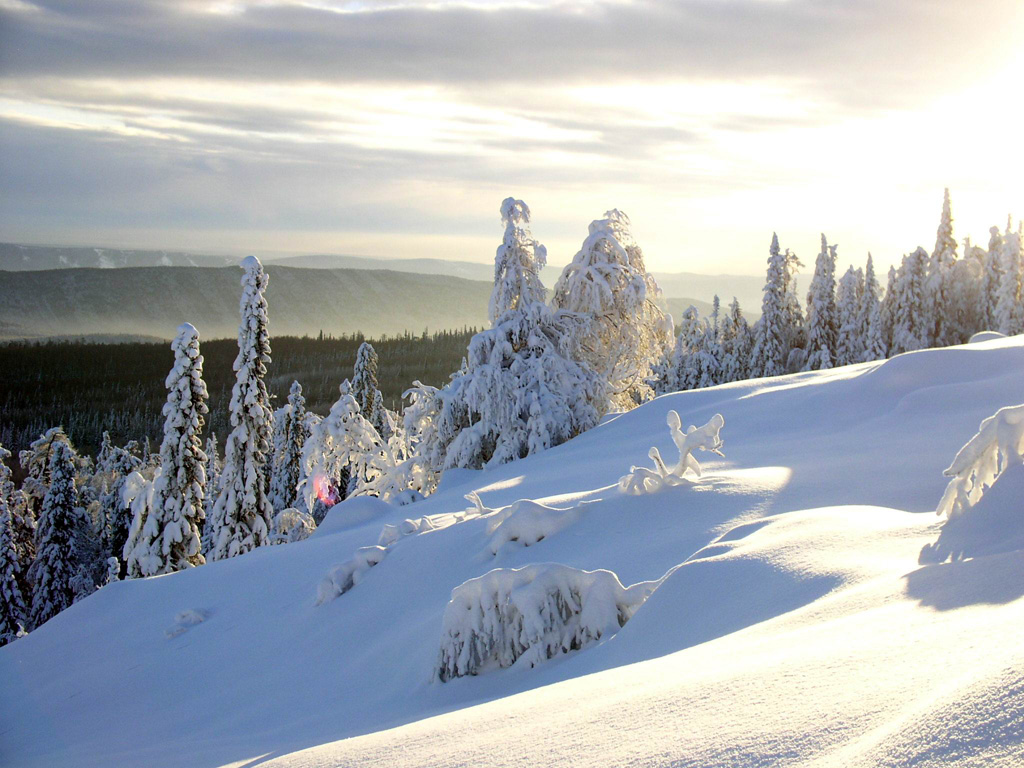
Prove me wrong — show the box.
[552,209,672,411]
[27,443,96,629]
[803,234,839,370]
[207,255,275,561]
[835,265,864,366]
[672,306,704,391]
[994,221,1024,336]
[18,427,88,511]
[925,188,958,347]
[92,441,142,579]
[0,485,27,645]
[489,197,549,323]
[269,381,310,514]
[945,248,984,344]
[0,445,33,605]
[890,248,930,355]
[719,297,752,383]
[123,323,209,577]
[426,199,602,470]
[751,233,797,378]
[351,342,390,437]
[859,254,887,362]
[981,225,1005,329]
[694,296,723,388]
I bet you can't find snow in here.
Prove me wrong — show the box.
[5,339,1024,766]
[970,330,1006,343]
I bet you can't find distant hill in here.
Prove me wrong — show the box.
[0,266,493,340]
[0,264,731,341]
[2,241,767,313]
[0,242,240,270]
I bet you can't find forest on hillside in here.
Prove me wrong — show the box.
[0,330,475,479]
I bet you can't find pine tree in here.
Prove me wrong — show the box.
[925,188,958,346]
[0,486,27,645]
[552,209,672,411]
[0,445,33,604]
[860,254,887,362]
[880,264,898,355]
[96,443,141,579]
[803,234,839,370]
[890,248,930,354]
[835,265,864,366]
[18,427,85,511]
[750,234,793,378]
[27,443,94,629]
[719,297,751,383]
[269,381,310,513]
[207,256,275,561]
[672,306,704,390]
[695,296,723,388]
[200,434,220,555]
[124,324,209,577]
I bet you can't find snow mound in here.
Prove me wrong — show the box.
[165,609,208,639]
[619,411,724,494]
[969,330,1006,343]
[484,499,585,555]
[316,546,388,604]
[436,564,655,681]
[309,496,392,539]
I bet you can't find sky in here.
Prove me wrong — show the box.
[1,0,1022,275]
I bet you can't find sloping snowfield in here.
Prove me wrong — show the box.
[4,337,1024,767]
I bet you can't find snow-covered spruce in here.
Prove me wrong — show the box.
[803,234,838,371]
[835,265,864,367]
[0,492,27,645]
[269,381,311,515]
[428,199,601,470]
[552,209,672,411]
[750,233,800,378]
[207,256,275,561]
[26,443,96,629]
[934,403,1024,520]
[436,564,655,681]
[123,323,209,577]
[351,342,391,438]
[619,411,725,495]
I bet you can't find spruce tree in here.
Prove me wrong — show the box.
[269,381,310,513]
[0,486,27,645]
[124,324,209,577]
[860,254,887,362]
[672,306,704,391]
[925,188,958,347]
[750,233,792,378]
[890,248,930,354]
[982,225,1004,329]
[27,443,93,629]
[995,220,1024,336]
[351,342,389,437]
[803,234,839,370]
[207,256,275,561]
[719,297,751,383]
[835,265,864,366]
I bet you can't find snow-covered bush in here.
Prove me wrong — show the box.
[619,411,724,495]
[271,508,317,545]
[315,546,388,604]
[484,499,585,555]
[935,403,1024,520]
[436,564,654,681]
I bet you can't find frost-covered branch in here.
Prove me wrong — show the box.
[936,403,1024,519]
[619,411,725,495]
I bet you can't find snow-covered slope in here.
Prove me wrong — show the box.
[4,338,1024,767]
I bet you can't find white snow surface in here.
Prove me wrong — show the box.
[5,338,1024,766]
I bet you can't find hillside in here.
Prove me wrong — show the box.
[0,242,240,271]
[0,265,727,340]
[3,336,1023,767]
[0,265,494,340]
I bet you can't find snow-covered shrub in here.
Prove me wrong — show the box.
[271,508,316,545]
[619,411,725,495]
[315,546,388,604]
[436,564,654,681]
[935,403,1024,520]
[484,499,584,555]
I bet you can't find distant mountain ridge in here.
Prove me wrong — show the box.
[0,264,736,341]
[1,242,766,312]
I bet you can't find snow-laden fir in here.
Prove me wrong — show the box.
[5,333,1024,766]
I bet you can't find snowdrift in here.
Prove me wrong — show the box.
[4,336,1024,767]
